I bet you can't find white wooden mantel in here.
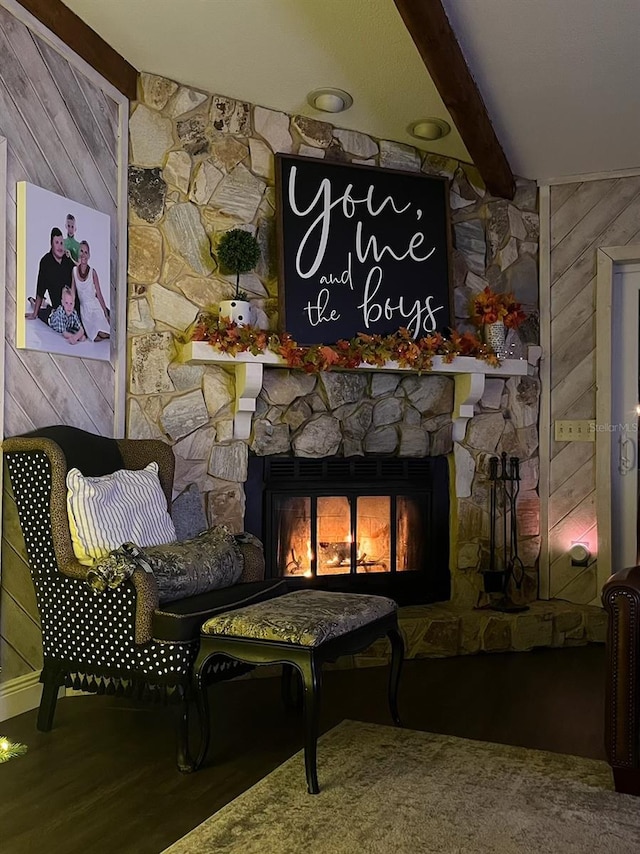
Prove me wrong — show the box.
[182,341,536,442]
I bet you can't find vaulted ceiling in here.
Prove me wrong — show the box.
[48,0,640,192]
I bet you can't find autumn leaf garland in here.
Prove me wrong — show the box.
[191,314,505,373]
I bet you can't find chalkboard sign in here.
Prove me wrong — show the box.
[275,154,452,345]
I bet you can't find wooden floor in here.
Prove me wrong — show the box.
[0,645,606,854]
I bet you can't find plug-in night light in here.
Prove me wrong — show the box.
[569,542,591,566]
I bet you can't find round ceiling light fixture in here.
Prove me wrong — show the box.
[307,87,353,114]
[408,118,451,141]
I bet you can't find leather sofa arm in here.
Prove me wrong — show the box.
[602,566,640,772]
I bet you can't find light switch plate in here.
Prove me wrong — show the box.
[554,420,596,442]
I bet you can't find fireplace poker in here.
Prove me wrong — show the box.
[501,452,509,583]
[507,457,525,591]
[483,453,528,614]
[489,456,498,573]
[495,454,528,613]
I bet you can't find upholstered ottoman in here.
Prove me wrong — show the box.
[191,588,404,793]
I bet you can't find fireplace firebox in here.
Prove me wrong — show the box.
[245,456,450,605]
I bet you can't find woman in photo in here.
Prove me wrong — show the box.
[72,240,110,342]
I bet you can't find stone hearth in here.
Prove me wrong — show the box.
[243,600,606,680]
[367,599,607,664]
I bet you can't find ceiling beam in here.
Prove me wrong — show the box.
[14,0,138,100]
[393,0,515,200]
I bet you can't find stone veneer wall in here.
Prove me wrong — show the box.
[127,74,540,608]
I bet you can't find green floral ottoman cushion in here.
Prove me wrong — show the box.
[201,589,397,647]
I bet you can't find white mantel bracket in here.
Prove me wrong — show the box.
[234,361,264,440]
[452,373,487,443]
[182,342,533,441]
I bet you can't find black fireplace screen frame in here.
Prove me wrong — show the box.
[245,455,450,606]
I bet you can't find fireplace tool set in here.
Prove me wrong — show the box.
[483,452,529,613]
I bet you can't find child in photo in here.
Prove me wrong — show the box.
[64,214,80,262]
[48,286,86,344]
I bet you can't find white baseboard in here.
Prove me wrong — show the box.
[0,670,44,721]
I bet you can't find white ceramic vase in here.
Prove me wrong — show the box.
[219,299,252,327]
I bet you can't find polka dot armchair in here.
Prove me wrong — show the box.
[3,426,286,771]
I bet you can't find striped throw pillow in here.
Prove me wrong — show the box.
[67,462,177,566]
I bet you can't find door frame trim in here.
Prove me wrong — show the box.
[0,137,6,602]
[596,245,640,590]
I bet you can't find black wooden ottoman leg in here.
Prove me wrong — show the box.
[387,627,404,727]
[298,653,322,795]
[176,689,193,773]
[281,663,301,711]
[187,651,215,772]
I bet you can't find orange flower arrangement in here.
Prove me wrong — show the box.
[472,287,526,329]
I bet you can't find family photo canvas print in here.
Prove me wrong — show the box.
[16,182,112,362]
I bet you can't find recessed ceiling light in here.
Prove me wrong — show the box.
[408,118,451,141]
[307,88,353,114]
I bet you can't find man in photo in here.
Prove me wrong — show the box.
[48,286,86,344]
[64,213,80,263]
[26,227,75,324]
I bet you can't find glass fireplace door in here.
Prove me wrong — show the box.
[256,454,450,604]
[274,491,425,578]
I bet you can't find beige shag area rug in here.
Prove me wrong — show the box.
[164,720,640,854]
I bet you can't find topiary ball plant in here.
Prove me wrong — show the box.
[216,228,261,299]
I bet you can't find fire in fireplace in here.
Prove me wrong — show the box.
[245,456,450,605]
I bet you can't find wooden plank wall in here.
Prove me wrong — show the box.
[547,176,640,603]
[0,3,122,683]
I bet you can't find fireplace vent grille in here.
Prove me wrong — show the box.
[264,456,433,483]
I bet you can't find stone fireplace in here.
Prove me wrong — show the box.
[186,362,540,612]
[120,73,614,655]
[245,454,450,604]
[115,71,617,656]
[124,73,543,619]
[163,338,541,614]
